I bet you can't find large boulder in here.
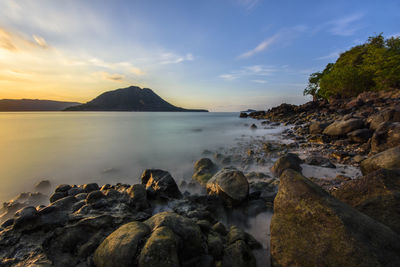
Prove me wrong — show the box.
[371,122,400,153]
[192,158,218,185]
[138,226,179,267]
[332,169,400,234]
[144,212,204,262]
[323,118,364,136]
[270,153,302,177]
[270,169,400,266]
[141,169,182,199]
[206,168,249,206]
[367,106,400,130]
[360,146,400,175]
[93,221,151,267]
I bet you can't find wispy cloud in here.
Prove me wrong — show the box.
[0,27,49,52]
[237,0,260,10]
[238,26,307,59]
[251,79,267,84]
[219,65,278,81]
[328,13,364,36]
[159,53,194,64]
[238,34,279,58]
[95,72,125,82]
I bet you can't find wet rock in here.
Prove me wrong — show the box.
[207,232,223,257]
[192,158,218,185]
[270,153,303,177]
[86,190,105,204]
[239,112,248,118]
[93,221,151,267]
[138,226,179,267]
[367,106,400,130]
[304,156,336,168]
[68,187,84,196]
[323,118,364,136]
[126,184,149,210]
[141,169,182,199]
[270,169,400,266]
[75,193,88,201]
[309,121,330,134]
[83,183,99,193]
[347,128,373,143]
[55,184,71,193]
[144,212,203,260]
[49,191,66,203]
[222,240,256,267]
[50,195,77,210]
[14,206,37,226]
[360,146,400,174]
[206,168,249,206]
[250,124,257,129]
[212,222,228,235]
[371,122,400,153]
[332,168,400,234]
[34,180,51,193]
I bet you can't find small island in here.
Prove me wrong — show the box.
[65,86,208,112]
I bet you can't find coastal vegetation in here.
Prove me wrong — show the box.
[304,34,400,100]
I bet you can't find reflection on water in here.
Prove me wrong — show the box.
[0,111,275,202]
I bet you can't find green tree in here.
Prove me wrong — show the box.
[304,33,400,99]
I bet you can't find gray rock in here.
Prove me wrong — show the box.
[67,187,84,196]
[141,169,182,199]
[367,107,400,130]
[75,193,88,201]
[49,192,66,203]
[138,226,179,267]
[347,128,373,143]
[270,169,400,266]
[192,158,219,185]
[360,146,400,174]
[323,118,364,136]
[371,122,400,153]
[126,184,148,210]
[206,168,249,206]
[222,240,256,267]
[144,212,203,260]
[93,221,151,267]
[86,190,105,204]
[55,184,71,193]
[305,156,336,168]
[270,153,303,177]
[83,183,99,193]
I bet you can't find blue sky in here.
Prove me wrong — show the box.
[0,0,399,111]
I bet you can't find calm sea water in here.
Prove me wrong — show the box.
[0,111,272,202]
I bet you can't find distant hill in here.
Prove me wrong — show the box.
[0,99,81,111]
[64,86,208,112]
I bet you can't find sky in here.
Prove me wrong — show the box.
[0,0,399,111]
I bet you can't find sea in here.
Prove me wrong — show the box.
[0,111,292,266]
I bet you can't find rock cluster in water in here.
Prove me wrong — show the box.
[0,168,274,267]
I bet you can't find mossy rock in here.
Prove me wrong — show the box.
[332,168,400,234]
[138,226,179,267]
[93,221,150,267]
[271,169,400,266]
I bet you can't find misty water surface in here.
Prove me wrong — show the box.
[0,111,277,202]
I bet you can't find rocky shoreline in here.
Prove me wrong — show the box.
[242,89,400,265]
[1,89,400,266]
